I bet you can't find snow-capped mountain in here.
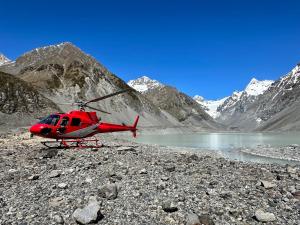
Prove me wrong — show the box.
[0,53,11,66]
[253,63,300,130]
[127,76,223,129]
[127,76,164,93]
[193,95,228,118]
[215,63,300,131]
[193,78,273,119]
[244,78,274,96]
[217,78,274,114]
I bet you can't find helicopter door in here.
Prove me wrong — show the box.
[57,116,69,134]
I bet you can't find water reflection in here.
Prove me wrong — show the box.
[132,132,300,165]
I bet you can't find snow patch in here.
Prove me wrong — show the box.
[194,95,228,118]
[0,53,11,66]
[127,76,164,93]
[245,78,274,96]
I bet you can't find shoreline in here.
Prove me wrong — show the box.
[240,145,300,163]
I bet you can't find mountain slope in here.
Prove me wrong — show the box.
[128,76,225,130]
[0,71,60,129]
[255,64,300,131]
[215,78,274,130]
[215,64,300,131]
[0,43,175,128]
[217,78,274,117]
[193,78,273,120]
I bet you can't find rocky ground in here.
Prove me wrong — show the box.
[0,131,300,225]
[240,145,300,162]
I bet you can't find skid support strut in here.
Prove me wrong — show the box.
[41,137,103,149]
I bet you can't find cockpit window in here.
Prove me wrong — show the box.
[60,117,69,126]
[38,115,60,126]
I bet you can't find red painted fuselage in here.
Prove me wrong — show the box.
[29,110,139,139]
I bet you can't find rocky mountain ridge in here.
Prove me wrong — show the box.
[129,66,300,131]
[1,42,300,131]
[216,78,273,122]
[216,64,300,131]
[128,76,224,129]
[0,42,173,128]
[0,43,221,131]
[254,63,300,131]
[193,78,274,119]
[0,53,11,66]
[0,71,60,129]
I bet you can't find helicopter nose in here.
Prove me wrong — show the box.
[29,124,41,134]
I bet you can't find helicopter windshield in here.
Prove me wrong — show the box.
[38,114,60,126]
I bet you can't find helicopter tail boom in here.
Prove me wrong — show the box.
[97,115,139,137]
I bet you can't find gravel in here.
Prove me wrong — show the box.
[0,131,299,224]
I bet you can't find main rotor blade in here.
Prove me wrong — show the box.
[85,105,111,114]
[54,102,75,105]
[84,89,130,105]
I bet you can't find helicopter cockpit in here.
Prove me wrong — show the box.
[38,114,61,126]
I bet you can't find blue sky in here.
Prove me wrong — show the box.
[1,0,300,99]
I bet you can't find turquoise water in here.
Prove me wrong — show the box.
[132,132,300,165]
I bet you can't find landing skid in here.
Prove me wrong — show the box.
[41,138,103,149]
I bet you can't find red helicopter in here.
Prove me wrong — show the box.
[29,89,139,148]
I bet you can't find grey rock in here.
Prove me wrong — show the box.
[28,175,39,180]
[58,183,68,189]
[261,180,276,189]
[161,176,169,181]
[98,183,118,200]
[206,189,217,196]
[8,168,18,173]
[165,165,176,172]
[52,214,64,224]
[116,146,136,152]
[288,144,299,148]
[0,197,6,207]
[292,191,300,200]
[188,154,199,161]
[39,148,58,158]
[162,200,178,213]
[49,197,65,207]
[287,165,297,174]
[73,200,103,224]
[186,213,201,225]
[198,214,215,225]
[157,181,167,190]
[255,209,276,222]
[219,191,232,199]
[48,170,62,178]
[139,168,148,174]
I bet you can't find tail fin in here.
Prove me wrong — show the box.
[131,115,139,138]
[133,115,139,128]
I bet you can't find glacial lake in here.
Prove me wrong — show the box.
[131,132,300,165]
